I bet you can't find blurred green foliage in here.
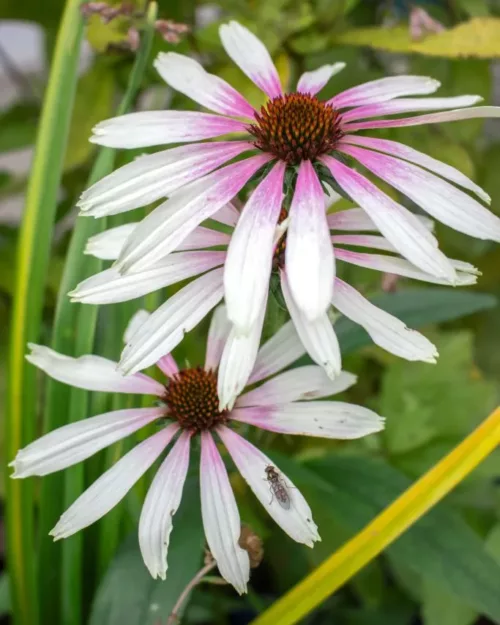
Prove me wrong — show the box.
[2,0,500,624]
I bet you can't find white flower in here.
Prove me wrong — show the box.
[11,309,384,593]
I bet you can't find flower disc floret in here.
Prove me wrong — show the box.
[248,93,343,164]
[164,367,228,432]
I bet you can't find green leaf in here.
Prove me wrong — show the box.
[333,18,500,59]
[5,2,85,624]
[380,331,497,455]
[0,574,11,617]
[335,288,497,354]
[0,103,38,152]
[89,477,204,625]
[273,453,500,624]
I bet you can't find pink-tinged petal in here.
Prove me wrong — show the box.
[219,21,282,99]
[340,145,500,243]
[286,161,334,321]
[333,278,438,362]
[217,426,320,546]
[26,344,164,396]
[328,75,439,108]
[341,95,482,123]
[123,310,150,344]
[224,162,285,333]
[327,208,434,234]
[218,296,267,410]
[205,305,232,372]
[321,155,456,282]
[9,407,166,478]
[178,227,231,251]
[50,424,179,540]
[70,251,226,305]
[343,106,500,132]
[200,432,249,593]
[78,142,252,218]
[212,202,240,227]
[85,223,137,260]
[91,111,248,149]
[281,270,341,380]
[340,135,489,204]
[116,155,271,274]
[156,354,179,378]
[248,320,306,384]
[139,431,191,579]
[119,268,225,374]
[335,249,478,286]
[232,402,384,439]
[154,52,255,118]
[237,367,356,407]
[332,233,396,252]
[297,63,345,95]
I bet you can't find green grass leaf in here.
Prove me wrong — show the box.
[88,477,204,625]
[335,288,497,355]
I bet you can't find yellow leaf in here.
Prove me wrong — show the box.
[334,18,500,59]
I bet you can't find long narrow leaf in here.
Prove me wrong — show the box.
[5,2,85,624]
[250,406,500,625]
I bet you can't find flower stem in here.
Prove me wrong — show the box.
[166,560,217,625]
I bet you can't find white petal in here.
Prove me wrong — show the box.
[218,426,320,546]
[218,296,267,411]
[343,105,500,132]
[219,21,282,99]
[335,249,478,286]
[85,223,137,260]
[212,202,240,227]
[139,431,191,580]
[119,268,225,374]
[248,320,306,384]
[10,407,165,478]
[342,95,482,122]
[79,142,252,218]
[116,155,270,274]
[232,402,384,439]
[205,305,232,372]
[50,425,179,539]
[328,75,440,108]
[200,431,249,593]
[297,63,345,95]
[332,278,438,362]
[286,160,334,320]
[328,208,434,233]
[341,145,500,243]
[26,344,164,395]
[237,367,357,407]
[340,135,489,204]
[321,155,457,282]
[70,252,226,305]
[224,162,285,333]
[154,52,254,118]
[123,310,150,343]
[91,111,247,149]
[281,271,341,380]
[332,233,397,252]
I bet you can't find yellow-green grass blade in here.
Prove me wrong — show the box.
[250,406,500,625]
[5,1,85,623]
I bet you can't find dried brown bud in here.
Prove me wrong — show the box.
[127,26,140,52]
[155,19,190,44]
[409,7,445,41]
[239,525,264,569]
[81,2,109,17]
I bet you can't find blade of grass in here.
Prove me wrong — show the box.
[5,2,85,623]
[250,406,500,625]
[58,7,158,625]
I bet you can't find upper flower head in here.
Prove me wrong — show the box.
[11,308,384,592]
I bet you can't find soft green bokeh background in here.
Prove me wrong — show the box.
[2,1,500,624]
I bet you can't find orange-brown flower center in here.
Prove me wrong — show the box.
[164,367,228,432]
[248,93,343,165]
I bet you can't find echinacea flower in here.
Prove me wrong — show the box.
[73,191,478,406]
[10,308,384,592]
[80,20,500,342]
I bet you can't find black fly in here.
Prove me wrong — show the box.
[264,465,291,510]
